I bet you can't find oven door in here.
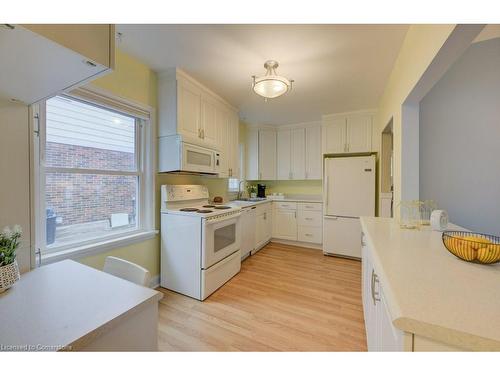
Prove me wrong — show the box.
[202,213,241,269]
[182,142,216,174]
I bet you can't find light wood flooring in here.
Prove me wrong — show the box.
[157,242,367,351]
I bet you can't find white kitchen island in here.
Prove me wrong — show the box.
[360,217,500,351]
[0,260,162,351]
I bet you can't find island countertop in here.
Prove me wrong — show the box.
[0,260,162,351]
[360,217,500,351]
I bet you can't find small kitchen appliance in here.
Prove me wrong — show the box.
[257,184,266,198]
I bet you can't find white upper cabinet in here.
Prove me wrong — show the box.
[276,129,292,180]
[322,117,346,153]
[291,128,306,180]
[0,24,115,104]
[322,111,374,154]
[305,125,322,179]
[248,123,321,181]
[158,68,240,176]
[177,78,202,142]
[200,93,218,148]
[347,114,373,153]
[258,129,277,180]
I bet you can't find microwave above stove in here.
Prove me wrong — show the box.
[158,135,221,175]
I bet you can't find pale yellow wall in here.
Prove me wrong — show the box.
[376,25,456,210]
[78,49,161,275]
[80,50,231,277]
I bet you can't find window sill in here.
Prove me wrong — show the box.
[40,230,159,265]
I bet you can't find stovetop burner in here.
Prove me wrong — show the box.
[197,209,213,213]
[202,205,216,208]
[214,206,231,210]
[179,208,199,212]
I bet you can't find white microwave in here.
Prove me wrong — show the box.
[158,135,221,175]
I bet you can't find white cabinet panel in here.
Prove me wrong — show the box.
[200,94,218,147]
[305,125,322,179]
[297,210,322,227]
[291,128,306,180]
[322,117,346,154]
[258,129,277,180]
[297,226,322,244]
[216,106,229,177]
[297,202,322,211]
[322,216,361,258]
[377,284,404,351]
[274,201,297,210]
[0,25,111,105]
[246,128,259,180]
[276,129,291,180]
[255,203,272,251]
[347,114,372,153]
[227,113,240,178]
[177,79,202,141]
[273,209,297,241]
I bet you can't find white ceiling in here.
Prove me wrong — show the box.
[117,24,409,125]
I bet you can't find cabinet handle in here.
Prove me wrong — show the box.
[259,172,262,180]
[305,217,313,220]
[305,171,308,179]
[371,269,381,305]
[306,205,313,209]
[201,129,205,139]
[198,128,202,138]
[264,212,267,220]
[294,211,296,219]
[305,233,312,237]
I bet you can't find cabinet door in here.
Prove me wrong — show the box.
[258,129,277,180]
[347,114,372,153]
[246,128,259,180]
[255,213,267,249]
[322,117,346,154]
[362,244,377,351]
[177,79,201,141]
[200,95,218,147]
[291,128,306,180]
[305,125,322,179]
[216,107,229,177]
[276,129,291,180]
[273,210,297,241]
[376,283,404,351]
[264,205,273,241]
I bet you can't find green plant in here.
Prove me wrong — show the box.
[247,185,257,195]
[0,225,22,267]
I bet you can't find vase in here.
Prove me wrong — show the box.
[0,260,20,293]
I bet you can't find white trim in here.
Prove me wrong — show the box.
[270,238,323,250]
[33,87,156,265]
[44,167,140,176]
[41,230,158,265]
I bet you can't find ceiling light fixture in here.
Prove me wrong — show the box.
[252,60,293,100]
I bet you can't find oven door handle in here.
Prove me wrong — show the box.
[204,212,241,225]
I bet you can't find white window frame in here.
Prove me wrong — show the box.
[32,86,157,266]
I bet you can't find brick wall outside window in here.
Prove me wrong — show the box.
[45,142,136,226]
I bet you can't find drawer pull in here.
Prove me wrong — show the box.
[306,206,314,209]
[305,217,313,220]
[305,233,312,237]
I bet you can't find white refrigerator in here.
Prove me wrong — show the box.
[323,155,376,258]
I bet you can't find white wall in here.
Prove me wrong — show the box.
[420,38,500,235]
[0,102,32,272]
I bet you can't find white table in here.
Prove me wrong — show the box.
[0,260,162,351]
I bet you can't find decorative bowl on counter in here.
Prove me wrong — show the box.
[442,231,500,264]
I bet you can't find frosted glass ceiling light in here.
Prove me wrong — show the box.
[252,60,293,99]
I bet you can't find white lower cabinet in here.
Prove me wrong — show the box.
[362,237,404,351]
[273,209,298,241]
[254,203,272,252]
[272,202,323,245]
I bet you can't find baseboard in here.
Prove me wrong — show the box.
[149,274,160,289]
[271,238,323,250]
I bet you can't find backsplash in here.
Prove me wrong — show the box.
[247,180,323,196]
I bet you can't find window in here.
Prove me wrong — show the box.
[34,92,155,263]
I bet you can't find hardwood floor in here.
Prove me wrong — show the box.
[157,242,367,351]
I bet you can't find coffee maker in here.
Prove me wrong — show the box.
[257,184,266,198]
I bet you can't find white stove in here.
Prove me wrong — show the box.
[160,185,241,300]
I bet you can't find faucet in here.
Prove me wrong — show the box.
[237,180,247,200]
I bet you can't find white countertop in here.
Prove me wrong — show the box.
[360,217,500,350]
[0,260,162,351]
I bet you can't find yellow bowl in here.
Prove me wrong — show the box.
[442,231,500,264]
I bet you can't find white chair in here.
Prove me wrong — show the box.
[103,256,151,287]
